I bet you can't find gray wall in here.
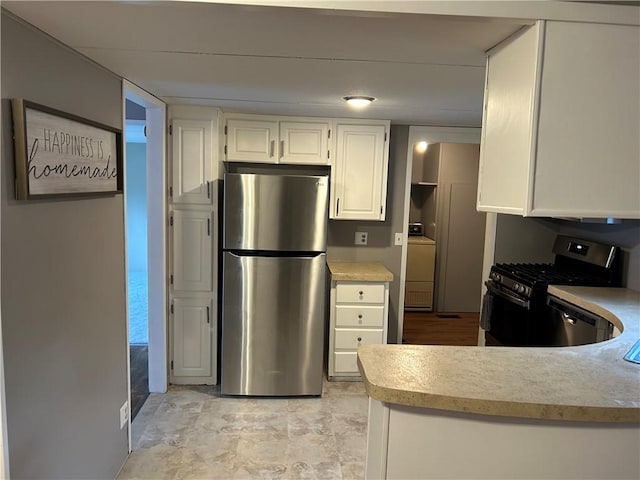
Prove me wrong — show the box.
[1,12,128,478]
[328,125,409,343]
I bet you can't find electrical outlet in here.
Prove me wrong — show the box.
[394,232,403,246]
[354,231,368,245]
[119,401,128,429]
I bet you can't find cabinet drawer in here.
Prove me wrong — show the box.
[333,352,359,374]
[335,328,384,350]
[335,305,384,327]
[336,283,385,304]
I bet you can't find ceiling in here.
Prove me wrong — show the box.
[0,1,619,126]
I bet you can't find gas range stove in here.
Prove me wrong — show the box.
[488,236,621,302]
[483,235,622,347]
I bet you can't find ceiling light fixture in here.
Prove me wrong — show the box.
[343,96,376,107]
[416,141,428,153]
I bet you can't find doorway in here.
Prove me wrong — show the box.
[397,126,484,345]
[123,81,167,451]
[125,103,149,420]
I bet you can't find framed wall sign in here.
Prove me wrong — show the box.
[11,99,123,200]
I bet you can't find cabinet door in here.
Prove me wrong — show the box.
[225,119,278,162]
[279,121,330,165]
[172,297,213,377]
[332,124,388,220]
[532,22,640,218]
[171,119,213,205]
[172,209,212,292]
[477,24,540,215]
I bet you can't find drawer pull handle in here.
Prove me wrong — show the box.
[359,291,363,295]
[357,337,362,342]
[358,314,363,319]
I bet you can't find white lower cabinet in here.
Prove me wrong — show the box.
[171,297,215,381]
[329,280,389,380]
[366,399,640,480]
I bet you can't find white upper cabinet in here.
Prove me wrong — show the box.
[223,114,391,220]
[224,117,330,165]
[279,121,329,165]
[478,21,640,219]
[171,118,213,205]
[225,118,279,162]
[331,122,390,221]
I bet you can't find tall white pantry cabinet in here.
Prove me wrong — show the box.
[168,105,219,385]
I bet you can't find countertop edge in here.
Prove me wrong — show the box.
[360,370,640,423]
[358,286,640,423]
[327,260,394,282]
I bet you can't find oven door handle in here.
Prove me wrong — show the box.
[485,281,530,310]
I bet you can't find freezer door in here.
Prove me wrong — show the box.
[223,173,328,252]
[222,252,326,396]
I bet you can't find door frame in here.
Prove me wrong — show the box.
[122,80,167,450]
[397,126,481,344]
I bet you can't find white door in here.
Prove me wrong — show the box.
[171,119,213,205]
[172,297,213,377]
[171,209,212,292]
[332,124,387,220]
[279,121,330,165]
[226,118,278,162]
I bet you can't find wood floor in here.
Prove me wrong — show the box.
[130,344,149,421]
[402,311,480,346]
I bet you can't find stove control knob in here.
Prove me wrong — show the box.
[491,272,502,282]
[514,283,523,293]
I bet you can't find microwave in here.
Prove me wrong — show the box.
[408,223,424,236]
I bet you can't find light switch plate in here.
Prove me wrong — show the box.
[119,401,128,429]
[394,233,403,246]
[355,231,368,245]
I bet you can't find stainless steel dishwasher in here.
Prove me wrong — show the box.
[546,295,614,346]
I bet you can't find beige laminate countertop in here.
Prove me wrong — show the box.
[407,235,435,245]
[327,261,393,282]
[358,286,640,423]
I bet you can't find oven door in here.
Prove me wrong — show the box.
[484,281,537,346]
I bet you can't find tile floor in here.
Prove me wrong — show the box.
[117,379,369,479]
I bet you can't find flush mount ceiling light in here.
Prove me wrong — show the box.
[416,141,428,153]
[343,96,376,107]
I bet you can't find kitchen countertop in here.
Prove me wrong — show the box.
[327,260,393,282]
[407,235,435,245]
[357,285,640,423]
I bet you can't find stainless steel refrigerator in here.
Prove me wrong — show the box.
[221,172,328,396]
